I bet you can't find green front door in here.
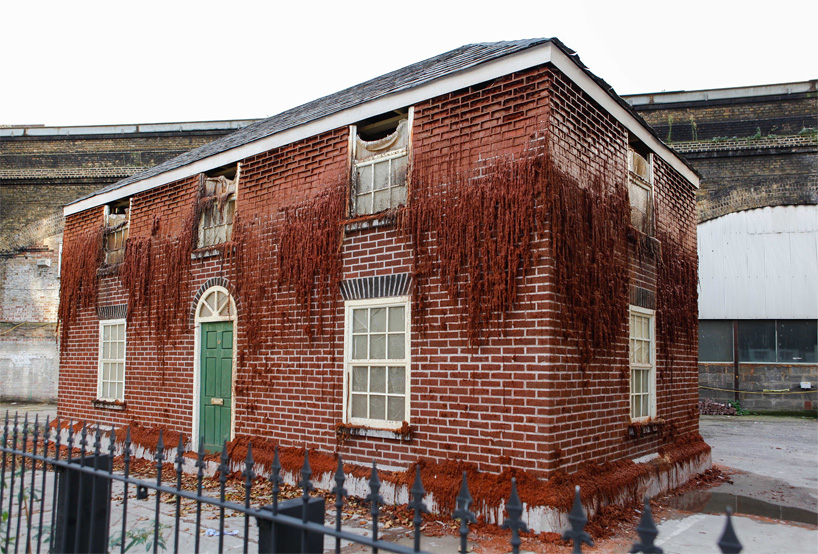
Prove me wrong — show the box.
[200,321,233,452]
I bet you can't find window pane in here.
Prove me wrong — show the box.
[387,334,405,360]
[629,180,650,233]
[103,341,110,359]
[373,190,390,213]
[355,193,372,215]
[392,184,407,208]
[738,320,775,362]
[352,366,367,392]
[369,395,385,420]
[777,320,817,363]
[351,394,367,418]
[353,309,368,333]
[352,336,368,359]
[388,367,405,394]
[388,307,405,332]
[373,162,389,191]
[699,320,733,362]
[391,155,408,187]
[357,165,373,194]
[387,397,405,422]
[103,325,111,341]
[370,335,386,359]
[641,394,649,417]
[370,308,386,332]
[370,366,386,393]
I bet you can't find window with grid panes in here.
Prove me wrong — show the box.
[351,113,410,216]
[629,308,655,421]
[345,298,410,428]
[98,320,126,401]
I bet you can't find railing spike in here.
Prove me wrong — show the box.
[629,496,662,554]
[156,429,165,463]
[270,445,282,514]
[300,448,313,491]
[174,434,186,554]
[333,456,347,554]
[154,430,165,554]
[453,471,476,554]
[93,422,102,457]
[218,440,229,553]
[717,507,743,554]
[79,421,88,461]
[408,465,429,553]
[194,437,205,554]
[367,462,383,549]
[562,485,594,554]
[243,443,254,554]
[502,478,529,554]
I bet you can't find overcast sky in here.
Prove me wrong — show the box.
[2,0,815,127]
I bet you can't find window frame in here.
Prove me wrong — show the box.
[349,108,413,217]
[103,202,130,266]
[97,318,127,402]
[343,296,411,430]
[198,164,239,249]
[627,147,654,236]
[629,306,656,422]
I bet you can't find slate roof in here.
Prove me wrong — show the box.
[69,38,685,205]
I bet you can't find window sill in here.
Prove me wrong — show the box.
[93,399,127,410]
[627,418,665,439]
[191,247,224,260]
[97,263,122,277]
[335,422,413,443]
[343,211,399,233]
[627,227,660,258]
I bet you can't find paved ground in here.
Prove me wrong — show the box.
[2,403,816,553]
[643,415,818,554]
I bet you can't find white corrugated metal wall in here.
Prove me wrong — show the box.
[698,205,818,319]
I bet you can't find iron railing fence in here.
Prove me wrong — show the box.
[1,411,744,554]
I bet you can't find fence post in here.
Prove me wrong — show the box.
[53,453,113,553]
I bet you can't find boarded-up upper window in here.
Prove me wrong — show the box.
[352,114,410,216]
[198,171,237,248]
[104,203,129,265]
[628,147,653,234]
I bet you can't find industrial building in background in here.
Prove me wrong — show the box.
[627,81,817,411]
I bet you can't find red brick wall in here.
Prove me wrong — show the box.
[58,65,699,476]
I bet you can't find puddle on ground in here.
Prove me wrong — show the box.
[668,491,818,525]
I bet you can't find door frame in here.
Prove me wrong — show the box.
[192,285,237,452]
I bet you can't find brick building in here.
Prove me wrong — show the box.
[58,39,706,520]
[1,120,256,401]
[626,81,818,412]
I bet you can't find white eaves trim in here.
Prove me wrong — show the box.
[65,42,698,216]
[625,80,816,106]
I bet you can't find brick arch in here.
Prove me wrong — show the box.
[189,277,237,327]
